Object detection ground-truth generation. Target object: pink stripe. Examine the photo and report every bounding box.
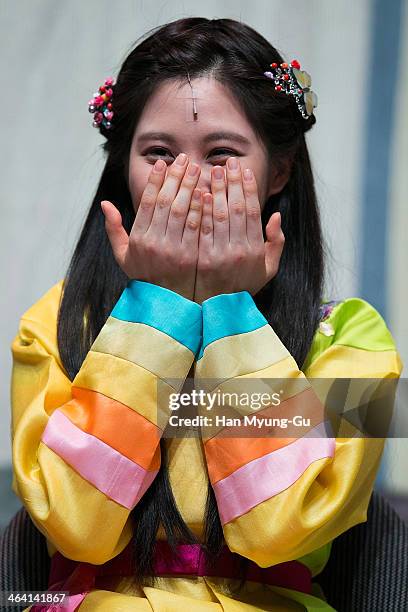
[213,421,335,525]
[30,591,89,611]
[41,409,158,509]
[61,592,88,611]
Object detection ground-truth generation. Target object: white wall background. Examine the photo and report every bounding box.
[1,0,407,491]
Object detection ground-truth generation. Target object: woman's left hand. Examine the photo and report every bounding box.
[194,157,285,304]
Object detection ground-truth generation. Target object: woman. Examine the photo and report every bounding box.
[10,17,402,612]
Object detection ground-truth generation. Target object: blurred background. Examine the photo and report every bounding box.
[1,0,407,533]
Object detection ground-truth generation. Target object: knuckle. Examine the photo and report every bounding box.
[244,180,257,193]
[227,174,242,184]
[185,218,200,231]
[128,236,139,252]
[197,258,213,273]
[179,254,195,269]
[213,209,228,223]
[140,194,156,210]
[201,223,212,235]
[168,165,184,180]
[161,245,173,260]
[143,239,157,256]
[157,192,172,209]
[230,201,246,215]
[189,200,202,213]
[247,206,260,219]
[232,249,245,264]
[181,174,196,189]
[143,183,157,200]
[170,204,186,219]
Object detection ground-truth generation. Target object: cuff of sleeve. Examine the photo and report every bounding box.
[111,280,202,356]
[199,291,268,359]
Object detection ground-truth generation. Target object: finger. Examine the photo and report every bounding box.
[242,168,263,246]
[166,162,201,243]
[198,192,213,251]
[182,188,203,248]
[211,165,229,248]
[147,153,189,236]
[225,157,247,246]
[132,159,167,236]
[264,212,285,280]
[101,200,129,267]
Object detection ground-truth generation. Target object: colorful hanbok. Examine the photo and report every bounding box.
[10,279,402,611]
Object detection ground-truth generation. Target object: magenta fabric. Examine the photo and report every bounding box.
[40,539,312,612]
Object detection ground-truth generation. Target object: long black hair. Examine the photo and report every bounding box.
[57,17,328,588]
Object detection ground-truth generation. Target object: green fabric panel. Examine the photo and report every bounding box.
[296,540,333,577]
[302,298,397,371]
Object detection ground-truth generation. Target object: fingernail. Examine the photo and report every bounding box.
[176,153,187,165]
[192,188,201,200]
[227,157,238,170]
[243,168,253,181]
[213,166,224,179]
[154,159,166,172]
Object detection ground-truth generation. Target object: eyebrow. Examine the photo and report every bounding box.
[136,131,251,146]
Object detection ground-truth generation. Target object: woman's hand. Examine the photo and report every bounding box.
[194,157,285,304]
[101,153,202,301]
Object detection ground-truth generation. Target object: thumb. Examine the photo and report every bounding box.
[101,200,129,267]
[264,212,285,280]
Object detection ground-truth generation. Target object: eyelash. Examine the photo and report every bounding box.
[143,147,239,163]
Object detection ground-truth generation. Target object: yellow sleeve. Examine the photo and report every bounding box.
[194,292,403,567]
[11,279,202,564]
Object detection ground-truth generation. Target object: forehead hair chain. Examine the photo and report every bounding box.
[263,59,318,120]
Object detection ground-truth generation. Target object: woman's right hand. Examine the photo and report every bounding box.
[101,153,203,301]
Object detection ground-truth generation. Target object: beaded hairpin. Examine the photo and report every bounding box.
[88,77,115,129]
[263,59,318,120]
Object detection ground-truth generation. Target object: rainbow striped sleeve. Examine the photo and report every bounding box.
[11,279,201,564]
[195,291,403,568]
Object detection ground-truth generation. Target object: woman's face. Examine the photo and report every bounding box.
[127,76,289,215]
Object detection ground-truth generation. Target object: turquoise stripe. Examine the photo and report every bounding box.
[198,291,267,360]
[111,280,202,355]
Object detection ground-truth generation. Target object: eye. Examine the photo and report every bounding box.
[144,147,174,160]
[210,148,239,160]
[142,147,240,163]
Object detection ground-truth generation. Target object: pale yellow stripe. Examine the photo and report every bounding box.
[210,357,308,402]
[223,429,384,568]
[305,344,402,378]
[92,317,194,379]
[197,356,311,438]
[195,324,290,380]
[73,351,182,427]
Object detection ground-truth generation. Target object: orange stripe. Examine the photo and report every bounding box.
[58,386,161,470]
[204,386,326,483]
